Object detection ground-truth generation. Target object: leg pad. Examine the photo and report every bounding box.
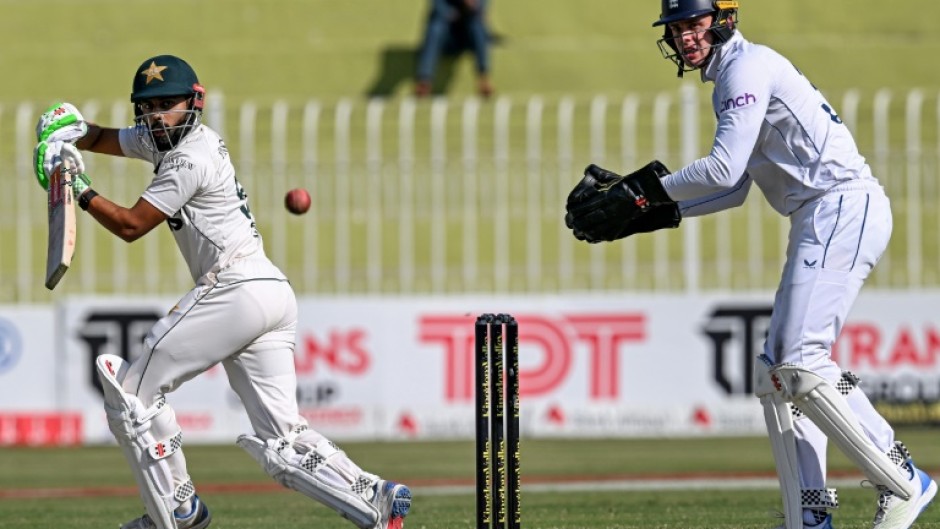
[237,432,379,529]
[97,354,194,529]
[771,363,915,500]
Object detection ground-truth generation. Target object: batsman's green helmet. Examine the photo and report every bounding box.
[130,55,201,103]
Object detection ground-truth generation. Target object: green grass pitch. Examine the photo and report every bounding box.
[2,431,939,528]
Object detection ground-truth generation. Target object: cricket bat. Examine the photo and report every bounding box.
[45,162,77,290]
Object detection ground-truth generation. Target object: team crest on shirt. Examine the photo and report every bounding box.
[719,92,757,113]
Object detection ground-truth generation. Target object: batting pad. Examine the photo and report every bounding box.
[237,434,379,529]
[96,354,193,529]
[771,364,915,500]
[755,355,802,529]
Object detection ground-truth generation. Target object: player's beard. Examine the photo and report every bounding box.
[152,128,177,152]
[137,109,199,153]
[148,121,189,152]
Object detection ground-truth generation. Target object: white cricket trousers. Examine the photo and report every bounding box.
[118,263,309,509]
[763,180,895,490]
[124,275,302,440]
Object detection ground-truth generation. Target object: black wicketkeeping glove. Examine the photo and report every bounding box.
[565,161,680,243]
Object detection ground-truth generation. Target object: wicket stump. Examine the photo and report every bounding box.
[475,313,521,529]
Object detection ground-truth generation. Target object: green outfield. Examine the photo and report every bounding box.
[2,431,939,528]
[2,0,939,102]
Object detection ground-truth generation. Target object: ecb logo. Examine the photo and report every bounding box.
[702,305,773,395]
[76,310,162,396]
[0,317,23,375]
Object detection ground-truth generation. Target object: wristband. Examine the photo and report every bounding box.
[78,189,98,211]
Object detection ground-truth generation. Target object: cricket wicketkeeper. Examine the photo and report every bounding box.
[565,1,936,528]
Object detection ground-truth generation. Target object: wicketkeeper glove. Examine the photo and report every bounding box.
[564,161,681,243]
[36,102,88,143]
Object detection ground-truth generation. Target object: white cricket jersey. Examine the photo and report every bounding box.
[662,32,877,216]
[119,124,285,284]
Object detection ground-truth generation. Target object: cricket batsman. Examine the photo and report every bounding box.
[33,55,412,529]
[564,1,936,528]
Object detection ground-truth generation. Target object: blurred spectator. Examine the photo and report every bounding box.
[415,0,493,98]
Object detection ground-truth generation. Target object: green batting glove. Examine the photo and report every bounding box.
[36,102,88,143]
[36,142,89,195]
[33,140,88,192]
[32,140,58,191]
[72,171,92,199]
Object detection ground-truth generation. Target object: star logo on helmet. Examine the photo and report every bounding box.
[140,61,168,85]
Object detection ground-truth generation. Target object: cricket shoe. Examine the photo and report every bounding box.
[120,496,212,529]
[871,460,937,529]
[370,479,412,529]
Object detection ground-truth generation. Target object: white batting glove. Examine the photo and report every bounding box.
[34,142,89,195]
[58,143,88,196]
[36,102,88,143]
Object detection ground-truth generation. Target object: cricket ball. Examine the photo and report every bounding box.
[285,188,311,215]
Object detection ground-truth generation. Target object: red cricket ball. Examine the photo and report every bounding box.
[285,188,311,215]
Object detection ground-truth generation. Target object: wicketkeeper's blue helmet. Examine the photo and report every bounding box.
[652,0,739,76]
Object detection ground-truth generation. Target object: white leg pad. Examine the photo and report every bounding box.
[771,363,915,500]
[96,354,194,529]
[237,433,379,529]
[755,355,802,529]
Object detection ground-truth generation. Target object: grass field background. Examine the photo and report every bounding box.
[1,4,938,528]
[1,1,939,301]
[2,431,939,528]
[1,0,939,102]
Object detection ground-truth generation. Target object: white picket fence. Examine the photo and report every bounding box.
[1,86,938,302]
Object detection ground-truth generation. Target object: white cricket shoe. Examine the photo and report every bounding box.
[872,461,937,529]
[120,496,212,529]
[370,479,412,529]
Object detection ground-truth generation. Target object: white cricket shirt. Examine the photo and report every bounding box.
[662,32,877,216]
[120,124,283,283]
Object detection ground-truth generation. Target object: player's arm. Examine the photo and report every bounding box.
[47,144,165,242]
[661,57,771,201]
[33,104,128,190]
[36,103,126,157]
[78,191,167,243]
[76,123,124,156]
[678,174,752,218]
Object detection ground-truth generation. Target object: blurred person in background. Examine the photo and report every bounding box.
[563,1,937,528]
[414,0,494,98]
[32,54,412,529]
